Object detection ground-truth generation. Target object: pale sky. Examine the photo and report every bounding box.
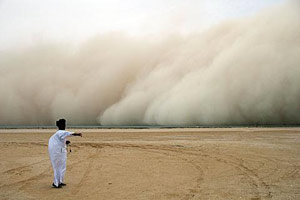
[0,0,285,50]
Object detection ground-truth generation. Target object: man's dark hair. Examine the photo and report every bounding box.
[56,119,66,128]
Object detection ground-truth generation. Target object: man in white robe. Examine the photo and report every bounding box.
[48,119,82,188]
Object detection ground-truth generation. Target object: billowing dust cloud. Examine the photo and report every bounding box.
[0,1,299,126]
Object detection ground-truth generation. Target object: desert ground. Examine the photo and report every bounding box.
[0,128,299,200]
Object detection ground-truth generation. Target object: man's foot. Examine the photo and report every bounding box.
[52,183,62,188]
[60,183,67,186]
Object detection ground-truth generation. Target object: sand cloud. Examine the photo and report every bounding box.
[0,1,299,125]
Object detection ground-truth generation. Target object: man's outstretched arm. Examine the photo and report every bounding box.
[71,133,82,137]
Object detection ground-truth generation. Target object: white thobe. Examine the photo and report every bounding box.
[48,130,73,187]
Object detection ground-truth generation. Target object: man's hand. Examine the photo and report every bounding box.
[72,133,82,137]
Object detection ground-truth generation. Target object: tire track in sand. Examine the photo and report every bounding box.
[71,147,100,195]
[159,146,272,199]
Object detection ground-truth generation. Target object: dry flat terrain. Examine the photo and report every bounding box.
[0,128,300,200]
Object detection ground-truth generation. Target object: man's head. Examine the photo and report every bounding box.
[56,119,66,130]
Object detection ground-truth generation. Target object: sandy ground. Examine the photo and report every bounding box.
[0,128,300,200]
